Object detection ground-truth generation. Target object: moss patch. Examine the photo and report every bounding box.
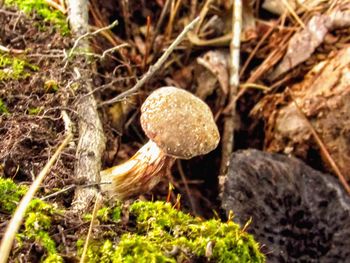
[19,199,63,261]
[0,53,39,81]
[0,99,9,114]
[0,178,63,262]
[81,201,265,262]
[4,0,69,35]
[1,178,264,262]
[0,178,28,213]
[84,205,122,223]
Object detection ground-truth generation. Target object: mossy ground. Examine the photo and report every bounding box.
[0,178,63,262]
[4,0,69,35]
[79,201,265,262]
[0,53,39,81]
[0,4,265,260]
[0,178,265,262]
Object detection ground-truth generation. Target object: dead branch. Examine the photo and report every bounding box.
[67,0,106,211]
[99,16,200,107]
[219,0,242,176]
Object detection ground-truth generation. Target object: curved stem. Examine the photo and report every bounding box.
[100,141,175,200]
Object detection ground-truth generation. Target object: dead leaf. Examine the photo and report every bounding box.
[197,50,229,95]
[269,9,350,80]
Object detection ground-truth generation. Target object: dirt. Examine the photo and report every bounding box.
[0,6,76,194]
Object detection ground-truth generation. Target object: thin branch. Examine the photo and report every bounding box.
[99,16,200,107]
[220,0,242,176]
[74,43,129,60]
[41,185,76,201]
[151,0,172,53]
[0,132,73,263]
[65,20,119,64]
[0,44,24,54]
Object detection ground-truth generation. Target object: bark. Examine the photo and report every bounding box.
[67,0,106,211]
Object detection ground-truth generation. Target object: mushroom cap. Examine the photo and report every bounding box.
[140,86,220,159]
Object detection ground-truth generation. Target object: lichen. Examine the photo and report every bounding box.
[0,53,39,81]
[0,178,63,262]
[81,201,265,262]
[4,0,69,35]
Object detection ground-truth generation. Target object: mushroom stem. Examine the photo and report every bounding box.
[100,140,175,199]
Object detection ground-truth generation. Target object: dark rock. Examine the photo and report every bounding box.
[220,149,350,263]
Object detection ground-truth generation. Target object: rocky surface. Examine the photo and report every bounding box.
[220,149,350,262]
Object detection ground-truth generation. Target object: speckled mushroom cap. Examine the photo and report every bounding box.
[140,86,220,159]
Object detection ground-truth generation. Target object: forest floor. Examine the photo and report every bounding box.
[1,0,350,262]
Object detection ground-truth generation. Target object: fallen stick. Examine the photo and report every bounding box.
[66,0,106,212]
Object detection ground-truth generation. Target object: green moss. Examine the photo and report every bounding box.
[77,239,114,263]
[0,178,63,261]
[43,254,64,263]
[111,206,122,222]
[0,99,9,114]
[0,53,39,81]
[84,203,122,223]
[114,235,176,263]
[0,178,28,213]
[23,199,61,254]
[82,201,265,262]
[4,0,69,35]
[1,177,264,262]
[28,107,42,115]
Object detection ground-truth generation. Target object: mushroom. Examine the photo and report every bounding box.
[100,86,220,200]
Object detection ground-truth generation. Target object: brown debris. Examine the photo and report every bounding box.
[270,8,350,80]
[253,46,350,180]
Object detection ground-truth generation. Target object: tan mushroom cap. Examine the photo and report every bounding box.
[140,86,220,159]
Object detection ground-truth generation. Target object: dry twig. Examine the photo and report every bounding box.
[220,0,242,176]
[65,20,119,66]
[100,16,200,107]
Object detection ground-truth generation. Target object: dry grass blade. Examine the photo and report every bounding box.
[281,0,305,28]
[80,193,102,263]
[176,160,197,215]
